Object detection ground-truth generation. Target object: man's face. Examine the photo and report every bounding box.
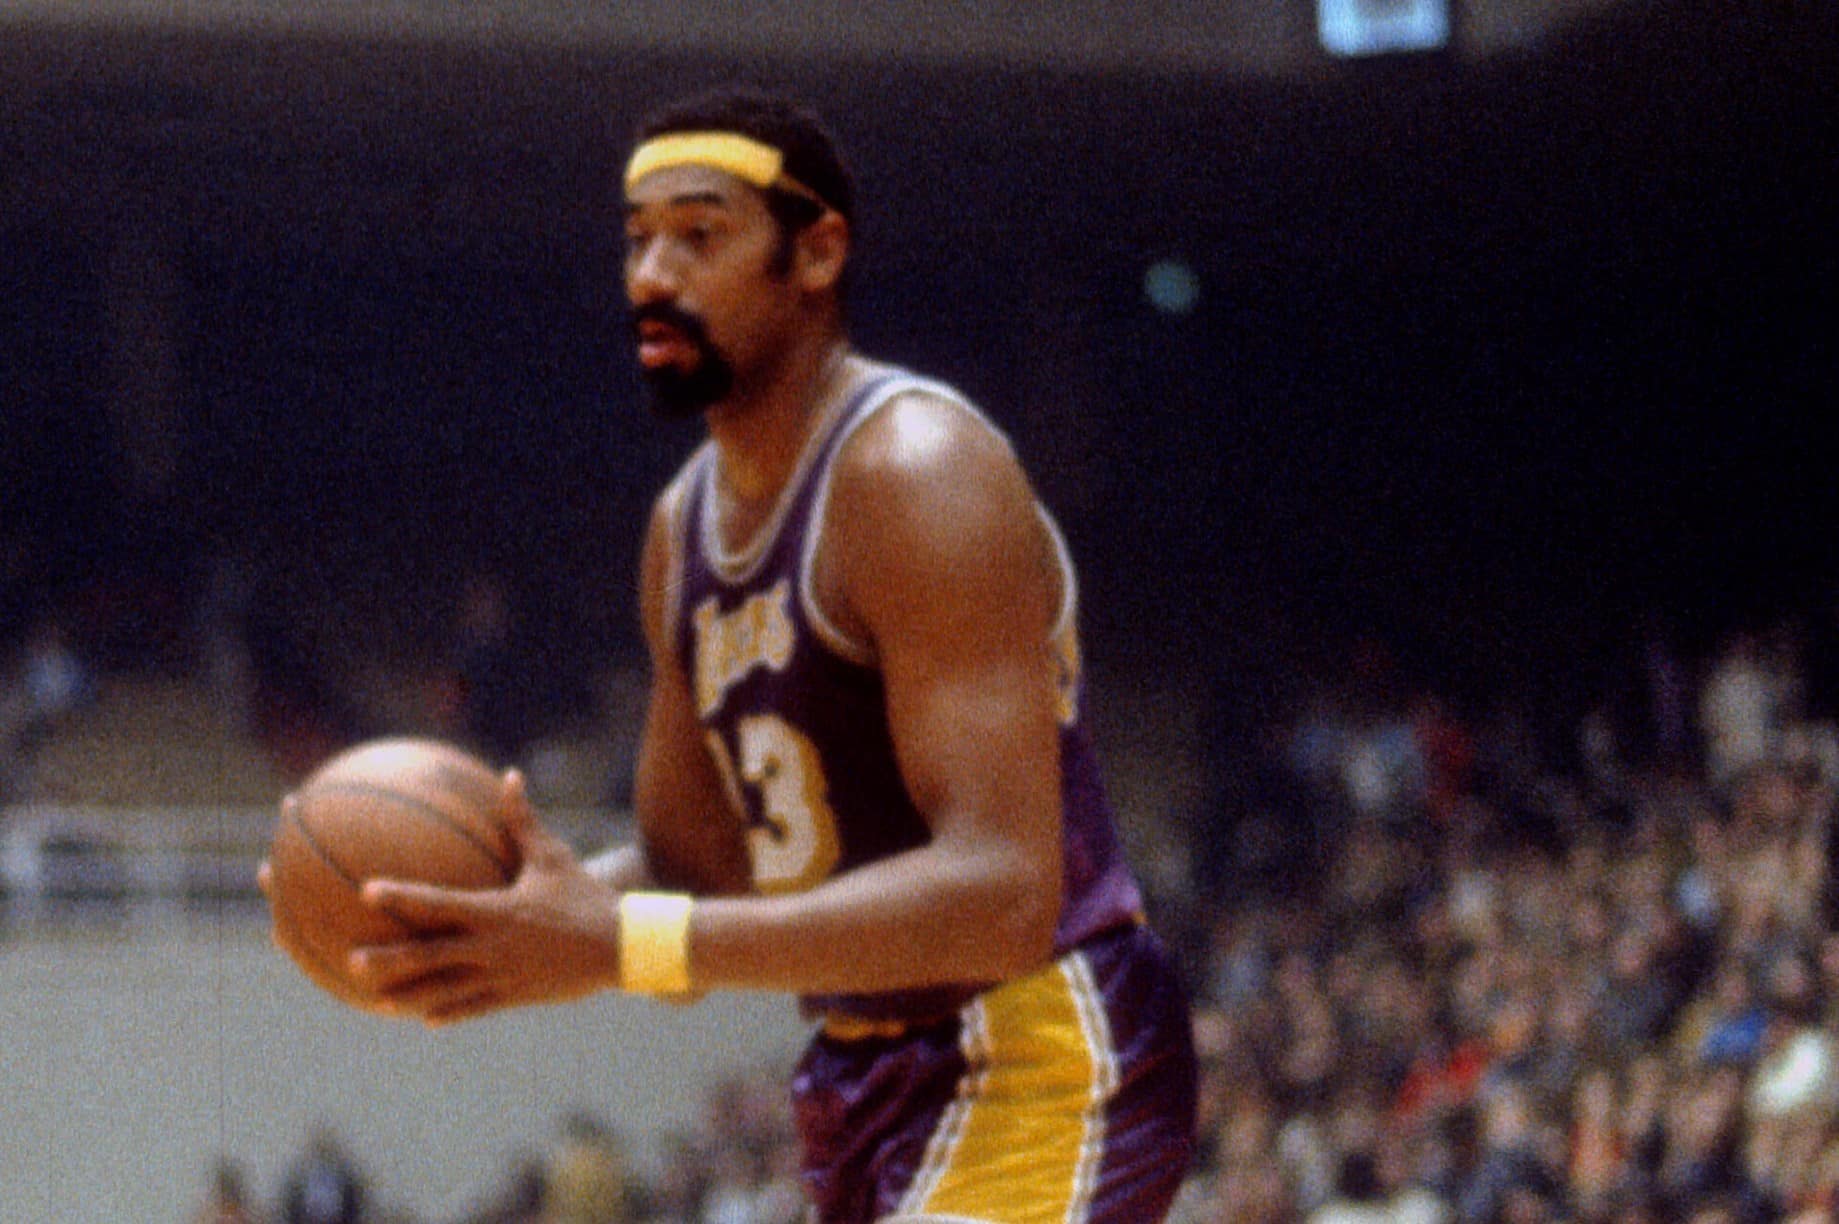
[623,164,795,418]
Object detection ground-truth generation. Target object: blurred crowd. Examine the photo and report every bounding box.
[1162,610,1839,1223]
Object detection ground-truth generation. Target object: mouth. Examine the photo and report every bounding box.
[635,319,700,370]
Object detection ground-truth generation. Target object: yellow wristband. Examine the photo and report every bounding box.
[618,892,695,995]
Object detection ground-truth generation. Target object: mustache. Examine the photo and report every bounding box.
[629,302,713,348]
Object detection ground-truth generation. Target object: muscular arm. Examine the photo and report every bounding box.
[685,393,1066,993]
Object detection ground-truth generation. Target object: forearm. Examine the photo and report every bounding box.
[584,837,748,895]
[683,840,1058,996]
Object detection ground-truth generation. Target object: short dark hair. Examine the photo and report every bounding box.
[631,85,856,237]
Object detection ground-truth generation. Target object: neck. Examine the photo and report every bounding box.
[705,328,849,504]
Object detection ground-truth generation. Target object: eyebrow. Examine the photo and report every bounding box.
[623,189,734,219]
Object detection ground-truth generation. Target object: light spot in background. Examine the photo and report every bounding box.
[1143,259,1201,316]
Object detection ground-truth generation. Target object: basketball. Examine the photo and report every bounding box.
[264,737,517,1006]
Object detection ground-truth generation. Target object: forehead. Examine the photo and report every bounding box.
[624,163,766,215]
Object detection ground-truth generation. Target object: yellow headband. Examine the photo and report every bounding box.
[624,131,825,207]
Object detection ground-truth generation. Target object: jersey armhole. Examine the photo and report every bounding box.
[798,382,1079,667]
[798,388,904,667]
[1036,503,1079,644]
[657,448,710,662]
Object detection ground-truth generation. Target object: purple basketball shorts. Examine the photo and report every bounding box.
[790,923,1198,1223]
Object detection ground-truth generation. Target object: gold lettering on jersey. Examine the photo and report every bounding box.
[692,580,796,717]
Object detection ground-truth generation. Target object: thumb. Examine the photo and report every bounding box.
[257,794,301,898]
[496,767,537,839]
[496,768,573,869]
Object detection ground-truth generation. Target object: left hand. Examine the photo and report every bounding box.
[345,769,625,1026]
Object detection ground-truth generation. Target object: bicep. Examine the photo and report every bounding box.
[882,631,1063,868]
[835,406,1065,861]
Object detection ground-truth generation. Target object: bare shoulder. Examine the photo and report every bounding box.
[837,387,1018,487]
[826,387,1044,582]
[822,386,1058,645]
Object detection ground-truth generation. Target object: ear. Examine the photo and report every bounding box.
[794,211,850,294]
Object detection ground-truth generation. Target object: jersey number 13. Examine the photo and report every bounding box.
[706,715,841,893]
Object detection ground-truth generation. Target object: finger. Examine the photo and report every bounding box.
[347,935,473,993]
[350,956,490,1025]
[271,910,396,1016]
[423,988,508,1028]
[257,795,301,897]
[359,877,493,929]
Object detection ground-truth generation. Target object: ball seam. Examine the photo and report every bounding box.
[299,780,515,879]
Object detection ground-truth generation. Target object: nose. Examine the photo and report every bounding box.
[625,237,678,306]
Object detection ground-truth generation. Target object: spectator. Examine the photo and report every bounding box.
[191,1158,266,1224]
[542,1109,632,1224]
[1701,630,1787,790]
[1655,1066,1777,1219]
[459,1150,546,1224]
[1453,1079,1564,1223]
[1568,1065,1625,1216]
[279,1127,365,1224]
[1309,1150,1392,1223]
[19,613,92,728]
[1,612,93,800]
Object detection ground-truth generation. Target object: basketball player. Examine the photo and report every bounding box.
[339,87,1198,1222]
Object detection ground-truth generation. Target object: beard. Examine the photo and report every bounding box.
[631,303,735,420]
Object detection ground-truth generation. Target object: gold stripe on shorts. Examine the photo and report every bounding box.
[900,950,1116,1223]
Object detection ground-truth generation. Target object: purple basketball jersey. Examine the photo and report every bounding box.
[668,356,1145,1021]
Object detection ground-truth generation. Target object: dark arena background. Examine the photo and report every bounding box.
[1,2,1836,1220]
